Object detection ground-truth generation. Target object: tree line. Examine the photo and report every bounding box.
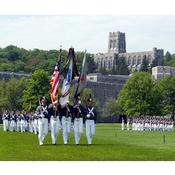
[117,72,175,117]
[0,70,101,114]
[0,45,97,74]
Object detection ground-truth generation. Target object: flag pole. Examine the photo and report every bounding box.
[74,49,87,98]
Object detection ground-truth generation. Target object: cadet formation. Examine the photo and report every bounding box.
[121,116,174,132]
[1,95,97,146]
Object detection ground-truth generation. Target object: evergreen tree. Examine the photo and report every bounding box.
[113,56,130,75]
[140,57,149,72]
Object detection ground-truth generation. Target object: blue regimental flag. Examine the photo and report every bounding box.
[59,59,73,107]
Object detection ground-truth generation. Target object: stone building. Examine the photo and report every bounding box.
[0,71,30,80]
[94,31,164,72]
[152,66,175,80]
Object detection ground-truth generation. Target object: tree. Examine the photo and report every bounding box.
[4,78,27,110]
[164,51,172,63]
[117,72,155,116]
[98,67,107,75]
[164,52,175,67]
[22,69,51,110]
[157,76,175,117]
[140,57,149,72]
[114,56,130,75]
[0,80,9,109]
[102,99,120,117]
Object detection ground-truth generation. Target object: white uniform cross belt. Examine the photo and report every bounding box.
[87,107,94,117]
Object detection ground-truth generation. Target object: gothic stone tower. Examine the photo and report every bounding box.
[108,31,126,54]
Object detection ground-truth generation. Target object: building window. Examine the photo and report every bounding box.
[148,55,152,64]
[110,40,113,49]
[133,56,136,64]
[138,56,141,64]
[113,40,116,48]
[128,57,132,65]
[108,60,111,68]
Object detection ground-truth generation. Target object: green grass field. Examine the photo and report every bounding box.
[1,123,175,160]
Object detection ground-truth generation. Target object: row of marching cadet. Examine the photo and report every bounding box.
[1,95,97,145]
[121,116,174,132]
[2,110,42,133]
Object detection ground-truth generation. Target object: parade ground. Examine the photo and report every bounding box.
[0,123,175,161]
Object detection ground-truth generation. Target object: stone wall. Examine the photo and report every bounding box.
[86,74,128,105]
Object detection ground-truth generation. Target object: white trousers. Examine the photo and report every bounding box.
[38,118,48,145]
[29,121,34,133]
[121,122,124,130]
[20,120,26,132]
[16,120,21,132]
[3,120,9,131]
[62,116,71,144]
[127,123,130,131]
[33,119,38,134]
[10,120,16,131]
[85,120,95,144]
[74,118,83,144]
[50,116,61,144]
[25,120,28,131]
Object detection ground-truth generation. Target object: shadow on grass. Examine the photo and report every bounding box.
[40,143,117,147]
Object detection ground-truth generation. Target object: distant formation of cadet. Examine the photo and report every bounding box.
[121,116,174,132]
[1,94,97,146]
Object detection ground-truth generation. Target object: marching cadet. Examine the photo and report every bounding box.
[61,102,73,145]
[10,111,16,132]
[2,110,10,131]
[73,96,84,145]
[49,101,61,145]
[36,96,49,146]
[33,111,38,134]
[16,111,21,132]
[84,95,97,145]
[20,111,26,132]
[120,114,125,130]
[29,111,34,133]
[132,118,135,131]
[25,112,30,132]
[127,117,130,131]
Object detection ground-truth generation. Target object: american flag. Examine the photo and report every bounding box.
[50,59,61,103]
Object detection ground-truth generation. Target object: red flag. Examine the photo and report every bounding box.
[67,48,79,79]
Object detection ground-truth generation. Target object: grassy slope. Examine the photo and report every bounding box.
[0,124,175,161]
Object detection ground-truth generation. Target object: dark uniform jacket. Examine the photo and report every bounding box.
[48,104,62,121]
[60,104,73,119]
[84,106,97,123]
[73,104,84,121]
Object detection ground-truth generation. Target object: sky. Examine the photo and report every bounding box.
[0,15,175,54]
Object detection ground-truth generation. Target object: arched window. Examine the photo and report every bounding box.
[113,40,116,48]
[138,56,141,64]
[128,57,132,65]
[133,56,136,64]
[148,55,152,64]
[110,40,113,49]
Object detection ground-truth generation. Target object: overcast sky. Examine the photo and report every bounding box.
[0,15,175,54]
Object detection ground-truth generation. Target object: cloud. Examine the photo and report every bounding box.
[0,15,175,54]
